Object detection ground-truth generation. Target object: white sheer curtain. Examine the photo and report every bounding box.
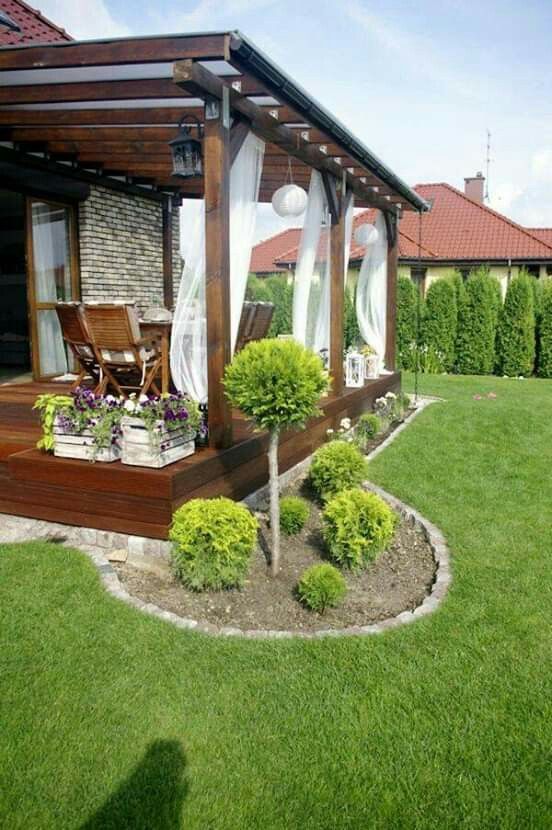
[171,131,265,402]
[292,170,330,354]
[32,205,68,376]
[356,210,388,369]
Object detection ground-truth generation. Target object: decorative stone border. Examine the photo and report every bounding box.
[0,395,451,638]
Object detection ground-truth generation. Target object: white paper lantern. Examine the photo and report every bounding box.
[345,349,365,388]
[271,183,308,217]
[354,223,379,247]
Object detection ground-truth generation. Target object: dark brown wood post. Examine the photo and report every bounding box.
[385,209,399,371]
[162,196,174,310]
[329,196,346,396]
[204,90,233,448]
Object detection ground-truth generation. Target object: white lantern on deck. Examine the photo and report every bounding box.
[271,183,308,217]
[354,223,379,247]
[345,349,365,388]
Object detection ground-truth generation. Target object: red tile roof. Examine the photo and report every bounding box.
[251,182,552,271]
[249,228,300,273]
[0,0,71,45]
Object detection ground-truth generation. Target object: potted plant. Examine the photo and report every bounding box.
[120,392,201,468]
[34,388,124,462]
[360,344,380,379]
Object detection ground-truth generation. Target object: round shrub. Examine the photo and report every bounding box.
[170,497,258,591]
[309,440,368,501]
[496,273,535,377]
[297,563,346,613]
[322,488,396,570]
[279,496,309,535]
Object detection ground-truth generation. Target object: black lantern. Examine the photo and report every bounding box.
[169,114,203,179]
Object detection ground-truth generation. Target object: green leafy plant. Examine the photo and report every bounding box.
[33,393,74,451]
[297,563,346,613]
[322,488,397,570]
[224,338,329,575]
[309,440,368,502]
[122,392,201,447]
[455,269,498,374]
[344,285,361,350]
[170,497,258,591]
[496,273,535,377]
[422,278,457,372]
[279,496,310,535]
[538,280,552,378]
[355,412,381,450]
[397,276,419,371]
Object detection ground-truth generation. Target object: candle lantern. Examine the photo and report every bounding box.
[345,349,365,388]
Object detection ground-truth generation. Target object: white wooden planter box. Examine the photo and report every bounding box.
[121,416,195,468]
[53,421,121,463]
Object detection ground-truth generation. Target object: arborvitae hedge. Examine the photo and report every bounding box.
[397,276,419,370]
[538,281,552,378]
[422,278,457,371]
[530,275,544,373]
[496,273,535,376]
[455,271,498,374]
[344,285,361,349]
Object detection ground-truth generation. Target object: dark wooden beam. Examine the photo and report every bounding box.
[162,197,175,310]
[329,189,353,395]
[173,59,399,213]
[321,170,339,224]
[0,33,230,71]
[385,211,399,371]
[229,118,250,165]
[204,91,233,449]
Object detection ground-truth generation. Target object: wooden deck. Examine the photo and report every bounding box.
[0,374,400,539]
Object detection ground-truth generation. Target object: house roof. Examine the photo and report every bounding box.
[252,182,552,271]
[0,0,71,45]
[250,228,300,273]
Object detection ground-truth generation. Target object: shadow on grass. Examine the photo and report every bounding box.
[80,740,187,830]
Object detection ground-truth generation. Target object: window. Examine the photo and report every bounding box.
[523,264,540,279]
[459,267,471,283]
[546,265,552,277]
[410,266,427,295]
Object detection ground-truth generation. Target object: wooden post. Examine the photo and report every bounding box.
[385,210,399,371]
[204,91,233,448]
[329,193,346,396]
[162,196,174,310]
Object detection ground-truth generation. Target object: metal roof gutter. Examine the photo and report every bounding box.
[229,31,429,213]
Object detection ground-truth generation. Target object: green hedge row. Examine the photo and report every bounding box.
[397,269,551,377]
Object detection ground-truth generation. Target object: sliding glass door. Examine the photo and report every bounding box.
[26,199,79,379]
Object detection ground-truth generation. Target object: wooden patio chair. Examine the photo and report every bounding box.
[83,303,162,398]
[235,301,274,353]
[55,302,100,391]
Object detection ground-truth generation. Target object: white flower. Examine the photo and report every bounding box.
[340,417,351,430]
[124,399,136,412]
[385,391,397,399]
[139,394,149,402]
[105,394,116,403]
[326,428,334,436]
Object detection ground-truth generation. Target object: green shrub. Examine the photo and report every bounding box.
[531,276,544,373]
[246,273,273,303]
[397,276,419,370]
[422,278,457,372]
[309,440,368,501]
[538,281,552,377]
[356,412,381,445]
[455,269,498,374]
[344,285,361,350]
[297,563,346,613]
[322,488,397,570]
[279,496,309,535]
[496,273,535,376]
[265,275,293,337]
[170,497,258,591]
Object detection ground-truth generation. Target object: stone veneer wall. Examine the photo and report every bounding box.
[78,184,182,313]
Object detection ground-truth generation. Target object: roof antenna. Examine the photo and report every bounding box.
[484,129,491,203]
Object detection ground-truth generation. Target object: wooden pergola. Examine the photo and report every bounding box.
[0,30,427,448]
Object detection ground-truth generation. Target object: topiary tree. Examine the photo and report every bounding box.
[224,339,329,575]
[538,280,552,378]
[396,276,419,370]
[455,270,498,374]
[496,273,535,376]
[421,278,457,372]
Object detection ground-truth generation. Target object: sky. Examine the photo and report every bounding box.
[37,0,552,246]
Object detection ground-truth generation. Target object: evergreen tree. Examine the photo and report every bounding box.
[538,280,552,378]
[496,273,535,376]
[344,284,361,349]
[455,270,498,374]
[396,276,419,370]
[265,275,293,336]
[422,278,457,372]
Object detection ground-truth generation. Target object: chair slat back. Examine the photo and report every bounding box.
[235,301,274,353]
[84,303,141,351]
[56,303,91,348]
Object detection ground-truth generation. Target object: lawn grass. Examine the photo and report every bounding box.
[1,373,551,829]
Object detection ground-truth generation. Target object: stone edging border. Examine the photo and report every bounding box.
[89,395,452,639]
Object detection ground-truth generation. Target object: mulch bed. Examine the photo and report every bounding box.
[114,408,437,633]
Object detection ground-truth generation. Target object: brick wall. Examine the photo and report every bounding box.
[78,185,181,312]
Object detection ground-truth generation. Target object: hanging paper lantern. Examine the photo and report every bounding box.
[271,184,308,217]
[354,223,379,247]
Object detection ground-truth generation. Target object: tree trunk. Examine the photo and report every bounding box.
[268,428,281,576]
